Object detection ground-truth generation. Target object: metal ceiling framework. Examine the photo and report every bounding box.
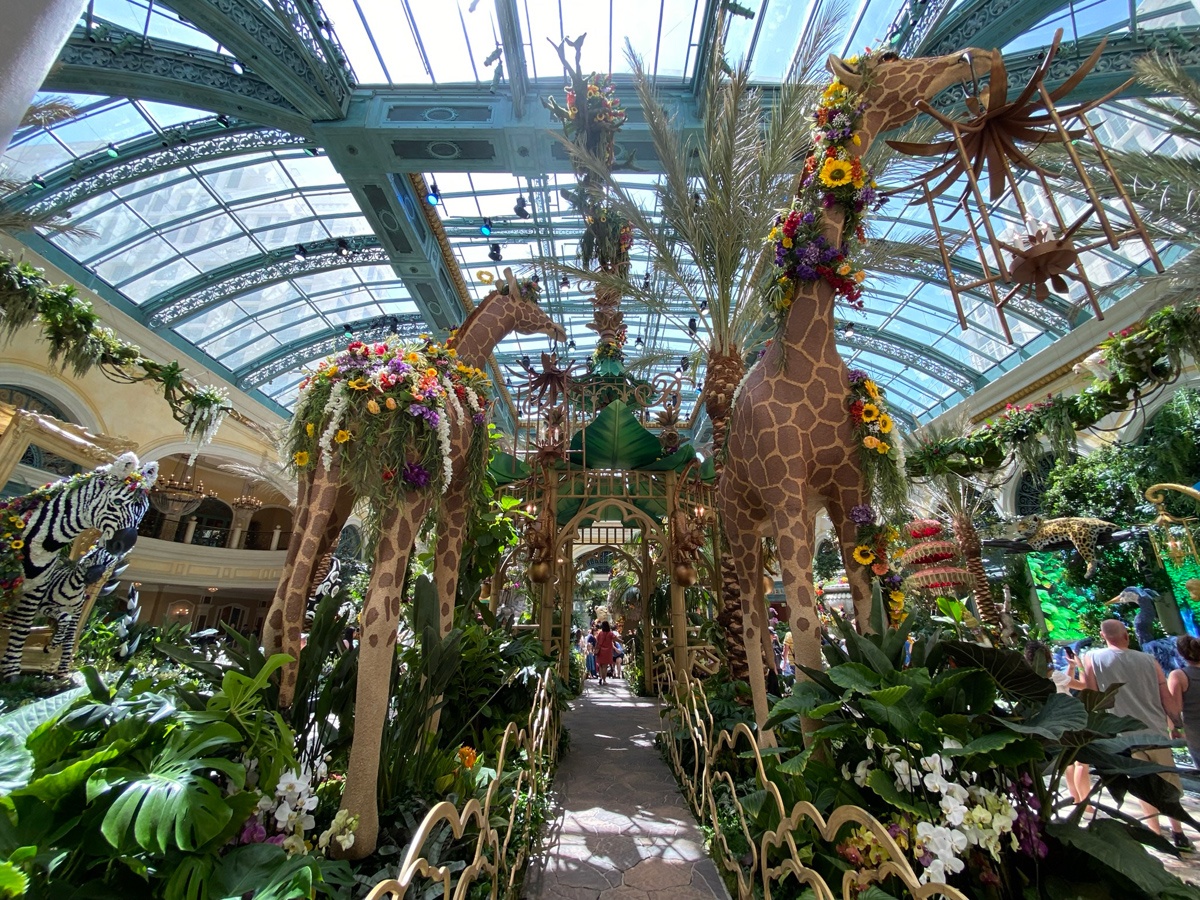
[3,0,1197,426]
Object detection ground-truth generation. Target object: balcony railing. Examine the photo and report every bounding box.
[137,511,291,551]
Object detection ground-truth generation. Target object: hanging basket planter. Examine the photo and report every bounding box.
[900,540,959,567]
[904,567,973,592]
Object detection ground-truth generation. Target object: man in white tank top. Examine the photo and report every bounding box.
[1083,619,1192,849]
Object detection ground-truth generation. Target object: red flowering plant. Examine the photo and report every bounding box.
[765,50,887,328]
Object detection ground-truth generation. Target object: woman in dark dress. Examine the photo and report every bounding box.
[594,621,616,686]
[1168,635,1200,766]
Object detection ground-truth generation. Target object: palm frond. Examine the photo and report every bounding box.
[1136,54,1200,117]
[20,97,78,129]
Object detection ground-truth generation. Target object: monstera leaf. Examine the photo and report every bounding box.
[0,734,31,795]
[640,444,697,471]
[568,400,663,469]
[89,721,245,854]
[488,451,530,485]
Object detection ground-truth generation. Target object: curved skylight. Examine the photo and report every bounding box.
[0,0,1193,429]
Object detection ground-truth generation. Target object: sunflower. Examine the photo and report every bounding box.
[876,441,889,455]
[293,451,310,467]
[852,545,876,565]
[820,157,853,187]
[878,414,893,434]
[347,378,370,391]
[305,422,315,437]
[10,540,23,551]
[335,430,352,444]
[863,380,880,401]
[860,402,879,422]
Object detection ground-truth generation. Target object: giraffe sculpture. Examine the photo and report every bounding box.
[262,270,564,857]
[717,47,993,733]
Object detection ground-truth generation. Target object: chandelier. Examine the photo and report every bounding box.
[149,458,214,517]
[231,491,263,512]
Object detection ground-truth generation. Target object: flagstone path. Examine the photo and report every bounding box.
[525,678,730,900]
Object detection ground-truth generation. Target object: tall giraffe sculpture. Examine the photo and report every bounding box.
[717,47,993,732]
[262,270,564,857]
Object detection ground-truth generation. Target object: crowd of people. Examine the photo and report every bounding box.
[579,620,624,685]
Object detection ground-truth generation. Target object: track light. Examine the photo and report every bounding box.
[294,244,307,261]
[343,325,354,339]
[642,273,651,291]
[230,59,244,75]
[426,182,441,206]
[679,356,689,370]
[488,243,502,262]
[531,274,539,285]
[687,317,697,335]
[335,238,351,257]
[568,339,576,350]
[560,276,570,288]
[480,217,493,237]
[216,114,231,128]
[700,299,708,311]
[514,195,530,218]
[105,143,118,158]
[520,355,531,369]
[30,175,45,189]
[844,323,855,338]
[634,336,643,347]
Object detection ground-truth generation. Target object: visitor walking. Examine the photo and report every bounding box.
[1025,640,1089,804]
[1167,635,1200,769]
[594,621,616,686]
[1083,619,1192,849]
[584,625,597,680]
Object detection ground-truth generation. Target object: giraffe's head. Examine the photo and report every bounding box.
[827,47,994,138]
[498,270,567,343]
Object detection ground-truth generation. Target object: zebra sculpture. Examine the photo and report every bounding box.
[0,452,157,680]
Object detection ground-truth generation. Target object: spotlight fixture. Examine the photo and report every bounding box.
[642,273,651,291]
[679,356,689,370]
[488,243,502,262]
[692,192,702,208]
[303,147,320,157]
[687,317,697,336]
[634,336,643,347]
[844,323,855,338]
[514,195,530,218]
[560,275,570,289]
[700,299,708,311]
[105,142,118,158]
[505,376,512,387]
[216,114,231,128]
[519,355,531,369]
[531,274,539,285]
[343,324,354,339]
[30,175,45,189]
[335,238,351,257]
[230,59,244,75]
[426,181,441,206]
[293,244,307,261]
[480,217,493,237]
[567,339,576,350]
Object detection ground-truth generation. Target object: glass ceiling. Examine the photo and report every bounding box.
[1,0,1195,428]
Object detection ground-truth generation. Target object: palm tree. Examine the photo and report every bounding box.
[539,10,840,680]
[0,98,93,237]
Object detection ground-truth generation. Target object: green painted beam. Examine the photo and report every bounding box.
[3,117,312,215]
[159,0,351,121]
[47,25,315,136]
[144,236,389,326]
[921,0,1072,57]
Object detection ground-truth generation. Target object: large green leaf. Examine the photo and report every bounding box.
[487,451,530,485]
[1047,819,1200,899]
[0,688,86,744]
[998,692,1088,740]
[826,662,881,693]
[639,444,697,471]
[0,735,31,796]
[89,722,245,854]
[934,640,1054,702]
[14,740,130,804]
[0,860,27,900]
[567,400,664,469]
[865,769,929,817]
[208,843,318,900]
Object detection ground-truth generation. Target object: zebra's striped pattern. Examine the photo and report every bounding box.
[1,452,157,680]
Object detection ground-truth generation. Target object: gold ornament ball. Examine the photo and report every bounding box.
[674,563,698,586]
[528,561,552,583]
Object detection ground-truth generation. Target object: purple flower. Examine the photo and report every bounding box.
[266,834,286,846]
[388,358,411,376]
[473,412,486,425]
[239,819,267,844]
[408,403,440,427]
[847,368,868,383]
[850,504,875,526]
[402,462,432,488]
[823,193,837,209]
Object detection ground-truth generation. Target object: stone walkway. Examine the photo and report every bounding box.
[525,678,730,900]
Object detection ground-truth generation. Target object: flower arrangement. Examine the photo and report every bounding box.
[237,765,358,857]
[181,384,232,462]
[847,368,907,518]
[287,335,493,504]
[563,73,626,161]
[765,55,885,326]
[847,502,906,625]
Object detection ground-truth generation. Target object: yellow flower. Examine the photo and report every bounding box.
[367,399,380,414]
[335,430,351,444]
[852,134,862,146]
[876,441,889,455]
[837,263,852,276]
[447,348,457,357]
[860,402,879,422]
[853,270,866,283]
[406,352,420,364]
[305,423,315,437]
[781,237,793,249]
[820,157,853,187]
[852,545,875,565]
[293,451,310,467]
[862,435,879,449]
[385,397,397,411]
[10,539,24,550]
[852,173,866,189]
[425,368,437,378]
[458,745,478,769]
[864,380,880,401]
[768,227,781,241]
[347,378,370,391]
[325,366,339,378]
[878,414,893,434]
[889,590,905,606]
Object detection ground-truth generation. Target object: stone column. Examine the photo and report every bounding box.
[183,517,198,544]
[0,0,89,156]
[270,525,282,551]
[640,537,654,692]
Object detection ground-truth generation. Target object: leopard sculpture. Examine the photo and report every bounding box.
[1013,515,1117,579]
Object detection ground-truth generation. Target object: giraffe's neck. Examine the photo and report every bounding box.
[451,298,515,369]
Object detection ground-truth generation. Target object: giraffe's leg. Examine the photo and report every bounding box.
[726,519,772,740]
[277,460,341,708]
[433,481,469,638]
[334,501,424,860]
[826,479,875,633]
[774,501,821,744]
[264,466,315,655]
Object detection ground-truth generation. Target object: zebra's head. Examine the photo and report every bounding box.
[90,453,158,551]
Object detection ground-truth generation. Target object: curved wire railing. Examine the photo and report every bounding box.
[363,668,561,900]
[657,653,967,900]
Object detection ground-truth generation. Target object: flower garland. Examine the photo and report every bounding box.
[848,368,907,517]
[765,55,886,327]
[847,502,906,625]
[563,73,626,160]
[288,336,492,504]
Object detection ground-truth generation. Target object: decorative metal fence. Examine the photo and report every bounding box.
[657,658,967,900]
[363,668,561,900]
